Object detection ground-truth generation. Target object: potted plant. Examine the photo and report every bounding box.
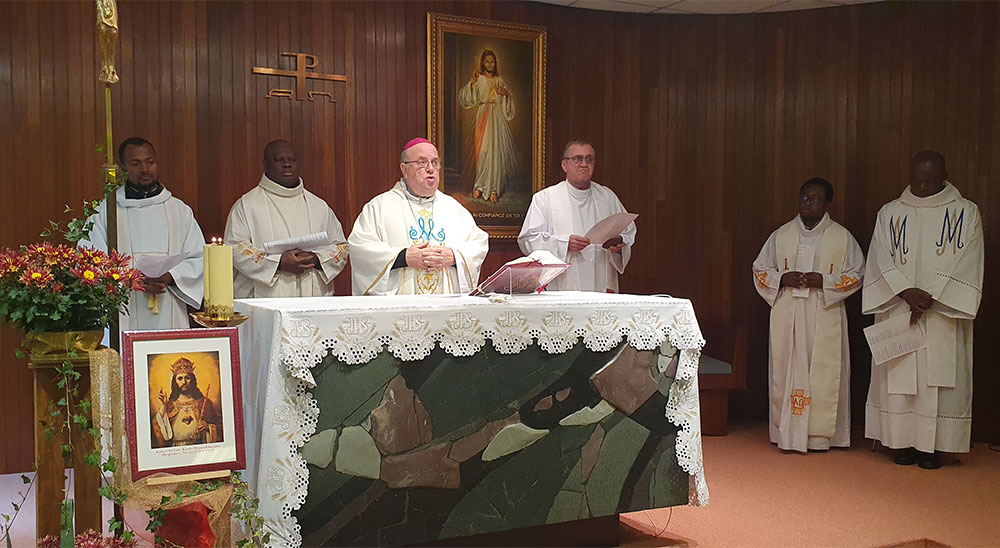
[0,201,144,543]
[0,243,143,356]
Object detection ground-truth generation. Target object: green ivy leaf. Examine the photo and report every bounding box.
[13,348,24,359]
[84,451,100,468]
[19,475,29,485]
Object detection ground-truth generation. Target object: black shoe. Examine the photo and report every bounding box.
[893,448,919,465]
[918,451,942,469]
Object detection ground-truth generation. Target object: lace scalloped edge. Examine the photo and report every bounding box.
[270,321,708,541]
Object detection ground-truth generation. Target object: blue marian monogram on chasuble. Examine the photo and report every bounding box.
[889,215,909,264]
[936,207,965,256]
[409,209,447,244]
[409,208,447,294]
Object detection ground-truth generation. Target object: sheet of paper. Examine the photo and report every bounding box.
[505,250,565,266]
[583,212,638,246]
[863,313,927,365]
[132,252,194,278]
[791,244,816,298]
[262,231,328,255]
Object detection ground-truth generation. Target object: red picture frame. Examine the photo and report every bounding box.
[122,327,246,481]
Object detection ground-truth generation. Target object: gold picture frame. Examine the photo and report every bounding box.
[427,13,547,239]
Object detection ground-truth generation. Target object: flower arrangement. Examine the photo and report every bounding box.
[38,529,137,548]
[0,242,143,333]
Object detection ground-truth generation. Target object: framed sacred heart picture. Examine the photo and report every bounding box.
[122,327,246,480]
[427,13,547,239]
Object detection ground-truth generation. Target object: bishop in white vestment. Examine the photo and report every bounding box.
[348,138,489,295]
[518,141,635,292]
[863,151,984,468]
[224,140,348,298]
[80,137,205,331]
[752,178,864,452]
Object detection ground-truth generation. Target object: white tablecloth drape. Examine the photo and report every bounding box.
[236,292,708,547]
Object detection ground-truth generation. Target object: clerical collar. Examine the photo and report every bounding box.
[565,180,592,198]
[396,179,436,204]
[124,182,164,199]
[798,212,829,232]
[259,174,304,197]
[901,181,958,208]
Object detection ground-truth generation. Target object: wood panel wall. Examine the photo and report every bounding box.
[1,0,997,473]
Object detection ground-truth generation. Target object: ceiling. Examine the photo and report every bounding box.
[531,0,880,15]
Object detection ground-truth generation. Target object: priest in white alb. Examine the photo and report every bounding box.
[752,178,864,453]
[224,140,349,298]
[80,137,205,331]
[517,140,636,293]
[348,138,488,295]
[863,151,984,470]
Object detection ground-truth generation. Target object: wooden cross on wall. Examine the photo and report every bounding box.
[252,52,347,102]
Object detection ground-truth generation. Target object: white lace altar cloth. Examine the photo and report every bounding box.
[235,291,708,547]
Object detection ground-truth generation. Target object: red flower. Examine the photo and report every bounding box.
[1,254,24,274]
[51,281,64,292]
[20,268,53,287]
[108,249,131,268]
[71,266,99,286]
[156,501,216,548]
[74,529,106,548]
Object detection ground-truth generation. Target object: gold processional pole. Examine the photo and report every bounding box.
[33,4,121,538]
[97,0,119,352]
[97,0,126,535]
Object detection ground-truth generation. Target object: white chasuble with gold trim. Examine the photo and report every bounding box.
[348,180,489,296]
[224,175,349,299]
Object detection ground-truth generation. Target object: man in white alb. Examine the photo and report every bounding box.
[224,140,349,298]
[348,138,489,295]
[863,151,984,470]
[517,140,636,292]
[80,137,204,330]
[752,178,864,453]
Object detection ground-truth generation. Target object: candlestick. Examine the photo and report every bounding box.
[203,238,234,320]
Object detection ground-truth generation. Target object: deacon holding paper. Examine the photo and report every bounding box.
[224,140,349,298]
[751,178,864,453]
[517,140,636,292]
[862,151,984,469]
[348,138,488,295]
[80,137,205,330]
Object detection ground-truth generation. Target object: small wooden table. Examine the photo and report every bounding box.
[29,352,102,538]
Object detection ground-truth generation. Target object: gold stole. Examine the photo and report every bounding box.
[770,221,848,438]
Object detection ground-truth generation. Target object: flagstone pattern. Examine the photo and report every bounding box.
[294,343,689,546]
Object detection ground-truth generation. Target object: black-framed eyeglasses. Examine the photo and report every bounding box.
[402,159,440,170]
[563,155,596,165]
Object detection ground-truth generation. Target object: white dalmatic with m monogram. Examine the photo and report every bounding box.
[862,182,984,453]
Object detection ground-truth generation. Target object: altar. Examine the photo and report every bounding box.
[236,292,709,547]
